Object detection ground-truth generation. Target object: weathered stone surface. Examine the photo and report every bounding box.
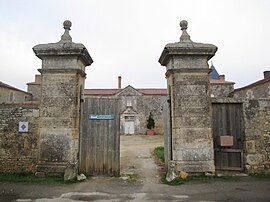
[232,76,270,173]
[77,173,87,181]
[174,147,214,161]
[159,20,216,173]
[210,83,234,98]
[34,20,92,175]
[172,128,211,144]
[246,140,256,154]
[176,160,215,173]
[246,154,264,166]
[39,131,72,162]
[64,161,78,181]
[36,161,67,176]
[0,103,39,172]
[166,161,178,182]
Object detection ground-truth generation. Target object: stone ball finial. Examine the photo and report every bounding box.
[63,20,72,30]
[60,20,72,42]
[179,20,191,42]
[180,20,188,30]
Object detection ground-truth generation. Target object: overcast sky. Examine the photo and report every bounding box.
[0,0,270,91]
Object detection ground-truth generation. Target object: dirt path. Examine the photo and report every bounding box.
[120,134,164,189]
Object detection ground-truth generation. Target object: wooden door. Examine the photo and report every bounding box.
[124,121,134,134]
[212,103,244,170]
[79,98,120,176]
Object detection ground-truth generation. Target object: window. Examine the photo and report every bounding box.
[9,92,14,101]
[126,96,132,107]
[125,116,134,120]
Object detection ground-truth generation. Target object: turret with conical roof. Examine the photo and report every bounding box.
[210,61,219,80]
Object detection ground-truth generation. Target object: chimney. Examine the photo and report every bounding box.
[218,75,225,81]
[35,74,41,83]
[118,76,122,89]
[263,71,270,79]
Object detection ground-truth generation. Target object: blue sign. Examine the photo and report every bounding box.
[89,114,114,120]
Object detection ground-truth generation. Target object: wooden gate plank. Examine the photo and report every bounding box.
[79,98,120,176]
[212,103,244,171]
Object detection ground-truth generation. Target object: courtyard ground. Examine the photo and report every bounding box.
[1,134,270,202]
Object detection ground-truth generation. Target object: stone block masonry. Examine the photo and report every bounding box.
[0,102,39,172]
[159,20,217,174]
[233,78,270,173]
[33,20,93,175]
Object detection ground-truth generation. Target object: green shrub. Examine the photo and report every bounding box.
[154,146,165,163]
[146,112,155,129]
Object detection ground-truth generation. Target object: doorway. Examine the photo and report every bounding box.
[124,120,135,134]
[212,103,244,171]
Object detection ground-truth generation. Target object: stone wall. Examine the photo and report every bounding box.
[118,90,166,134]
[233,81,270,173]
[0,86,31,102]
[0,102,39,172]
[210,83,234,98]
[121,94,166,135]
[27,75,41,101]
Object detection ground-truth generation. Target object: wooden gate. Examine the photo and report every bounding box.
[79,98,120,176]
[212,103,244,170]
[163,100,172,169]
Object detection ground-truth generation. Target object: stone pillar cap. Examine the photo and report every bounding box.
[33,20,93,66]
[159,20,218,66]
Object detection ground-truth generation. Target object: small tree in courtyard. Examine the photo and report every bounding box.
[146,112,155,131]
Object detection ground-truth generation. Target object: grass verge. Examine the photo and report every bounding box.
[153,146,165,163]
[251,173,270,180]
[0,172,72,184]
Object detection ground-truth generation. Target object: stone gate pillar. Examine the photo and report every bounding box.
[33,20,93,175]
[159,20,217,174]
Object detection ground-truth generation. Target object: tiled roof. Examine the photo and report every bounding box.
[84,89,121,95]
[85,80,234,96]
[210,79,235,85]
[0,81,30,94]
[84,88,168,95]
[233,76,270,93]
[137,89,167,95]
